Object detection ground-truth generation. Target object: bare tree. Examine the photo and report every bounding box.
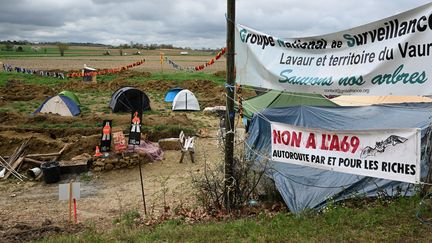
[57,42,69,57]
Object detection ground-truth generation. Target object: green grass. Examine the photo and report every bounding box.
[17,121,95,129]
[0,101,41,114]
[40,123,93,129]
[0,45,104,57]
[0,72,68,86]
[90,71,225,85]
[1,69,225,88]
[143,72,225,85]
[112,210,141,227]
[41,196,432,242]
[79,172,94,183]
[142,124,195,134]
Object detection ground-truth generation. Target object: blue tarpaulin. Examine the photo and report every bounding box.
[246,103,432,213]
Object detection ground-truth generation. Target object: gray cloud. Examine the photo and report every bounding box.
[0,0,430,48]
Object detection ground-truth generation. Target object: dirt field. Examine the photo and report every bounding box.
[2,49,226,73]
[0,56,248,240]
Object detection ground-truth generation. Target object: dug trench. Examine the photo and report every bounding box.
[0,117,224,237]
[0,112,198,160]
[0,71,244,235]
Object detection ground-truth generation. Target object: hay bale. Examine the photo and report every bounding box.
[158,138,181,150]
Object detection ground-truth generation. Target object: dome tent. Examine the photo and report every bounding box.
[109,87,151,113]
[34,95,80,117]
[241,90,338,119]
[59,90,81,106]
[172,89,200,111]
[164,87,183,102]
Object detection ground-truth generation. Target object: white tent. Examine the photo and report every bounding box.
[172,89,200,111]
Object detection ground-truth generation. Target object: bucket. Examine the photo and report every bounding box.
[27,167,42,179]
[41,161,61,184]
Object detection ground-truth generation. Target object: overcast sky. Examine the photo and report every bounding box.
[0,0,430,49]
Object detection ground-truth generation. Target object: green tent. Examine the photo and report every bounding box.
[59,90,81,106]
[242,91,338,119]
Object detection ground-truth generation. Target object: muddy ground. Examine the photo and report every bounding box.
[0,68,254,241]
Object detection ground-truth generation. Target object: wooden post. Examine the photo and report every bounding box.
[422,127,432,196]
[73,198,77,224]
[224,0,236,211]
[160,52,164,72]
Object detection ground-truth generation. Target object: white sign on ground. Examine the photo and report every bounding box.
[235,3,432,96]
[271,122,421,183]
[59,182,80,200]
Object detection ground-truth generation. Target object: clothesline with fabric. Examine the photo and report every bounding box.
[164,47,226,72]
[2,63,66,79]
[67,59,145,78]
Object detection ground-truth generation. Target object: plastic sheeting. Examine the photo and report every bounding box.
[246,103,432,214]
[128,140,164,161]
[332,96,432,106]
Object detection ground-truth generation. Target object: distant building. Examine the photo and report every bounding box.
[180,51,189,55]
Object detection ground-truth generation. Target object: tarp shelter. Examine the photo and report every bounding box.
[83,64,97,82]
[109,87,151,113]
[59,90,81,106]
[332,96,432,106]
[242,91,338,119]
[164,87,183,102]
[34,95,80,117]
[172,89,200,111]
[247,104,432,214]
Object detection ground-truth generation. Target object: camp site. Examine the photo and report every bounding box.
[0,1,432,242]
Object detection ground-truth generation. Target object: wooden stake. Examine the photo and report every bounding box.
[73,198,77,224]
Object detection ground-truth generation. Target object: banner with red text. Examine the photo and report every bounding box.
[236,3,432,95]
[270,122,421,183]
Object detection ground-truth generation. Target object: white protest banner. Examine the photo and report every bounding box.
[270,122,421,183]
[235,3,432,96]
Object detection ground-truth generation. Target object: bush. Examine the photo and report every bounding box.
[191,151,271,211]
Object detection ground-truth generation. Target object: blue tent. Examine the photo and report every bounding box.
[34,95,80,116]
[164,87,183,102]
[247,103,432,214]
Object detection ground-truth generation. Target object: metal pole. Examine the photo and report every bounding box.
[224,0,236,210]
[138,159,147,215]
